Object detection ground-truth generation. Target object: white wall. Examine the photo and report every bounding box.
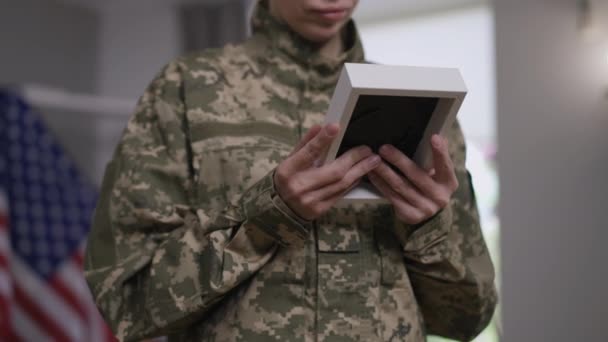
[0,0,99,93]
[358,9,500,341]
[97,0,182,99]
[357,6,496,148]
[496,0,608,341]
[355,2,499,239]
[91,1,183,184]
[354,0,484,25]
[0,0,105,183]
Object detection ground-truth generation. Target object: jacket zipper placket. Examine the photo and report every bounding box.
[301,58,321,342]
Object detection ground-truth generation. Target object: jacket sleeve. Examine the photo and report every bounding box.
[396,120,498,341]
[83,61,310,342]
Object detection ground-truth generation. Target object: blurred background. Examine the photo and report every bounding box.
[0,0,607,341]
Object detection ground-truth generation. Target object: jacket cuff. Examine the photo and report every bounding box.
[396,206,454,253]
[238,171,312,247]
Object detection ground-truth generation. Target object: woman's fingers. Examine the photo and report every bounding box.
[283,154,379,220]
[378,145,435,193]
[371,162,438,216]
[280,145,375,197]
[378,143,454,205]
[290,124,323,156]
[275,134,382,220]
[286,124,339,172]
[311,154,381,200]
[430,135,459,191]
[279,134,458,223]
[305,145,374,187]
[368,172,427,224]
[370,137,460,224]
[308,178,365,219]
[276,123,338,182]
[293,154,380,212]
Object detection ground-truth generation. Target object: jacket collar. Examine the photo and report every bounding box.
[250,0,365,88]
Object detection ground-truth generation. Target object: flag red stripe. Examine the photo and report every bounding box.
[13,285,73,342]
[0,295,22,342]
[49,274,88,319]
[72,251,84,269]
[0,212,17,340]
[104,324,118,342]
[64,250,118,342]
[0,259,22,342]
[0,253,8,269]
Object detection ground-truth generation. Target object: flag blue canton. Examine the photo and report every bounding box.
[0,91,97,279]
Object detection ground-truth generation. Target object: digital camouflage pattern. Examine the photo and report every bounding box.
[84,1,497,341]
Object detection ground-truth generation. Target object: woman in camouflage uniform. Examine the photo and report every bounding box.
[84,0,497,341]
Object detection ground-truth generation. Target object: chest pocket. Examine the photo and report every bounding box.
[316,206,362,298]
[190,121,296,209]
[371,206,411,287]
[316,207,361,252]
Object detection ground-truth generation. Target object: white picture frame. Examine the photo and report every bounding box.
[323,63,468,203]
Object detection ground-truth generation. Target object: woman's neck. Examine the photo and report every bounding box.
[319,33,345,59]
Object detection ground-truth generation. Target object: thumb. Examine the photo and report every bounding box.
[290,124,323,156]
[430,135,455,184]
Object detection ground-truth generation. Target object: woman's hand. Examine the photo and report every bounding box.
[368,135,459,225]
[274,124,381,221]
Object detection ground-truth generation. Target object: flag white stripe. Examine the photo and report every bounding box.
[0,270,11,297]
[57,257,110,342]
[12,302,53,342]
[11,257,84,341]
[0,224,11,297]
[0,190,7,211]
[73,246,115,342]
[57,258,91,300]
[88,296,109,342]
[0,226,9,253]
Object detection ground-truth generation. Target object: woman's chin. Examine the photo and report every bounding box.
[299,26,343,44]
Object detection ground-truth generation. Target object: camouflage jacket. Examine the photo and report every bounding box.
[84,2,497,341]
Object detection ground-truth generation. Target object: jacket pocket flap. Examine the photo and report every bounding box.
[317,208,360,252]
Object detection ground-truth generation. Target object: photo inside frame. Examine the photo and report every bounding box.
[337,94,439,159]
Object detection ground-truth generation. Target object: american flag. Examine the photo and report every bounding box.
[0,90,116,341]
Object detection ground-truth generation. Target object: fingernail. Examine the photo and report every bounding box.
[379,145,391,154]
[360,146,372,155]
[432,135,442,148]
[325,124,339,137]
[370,155,381,164]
